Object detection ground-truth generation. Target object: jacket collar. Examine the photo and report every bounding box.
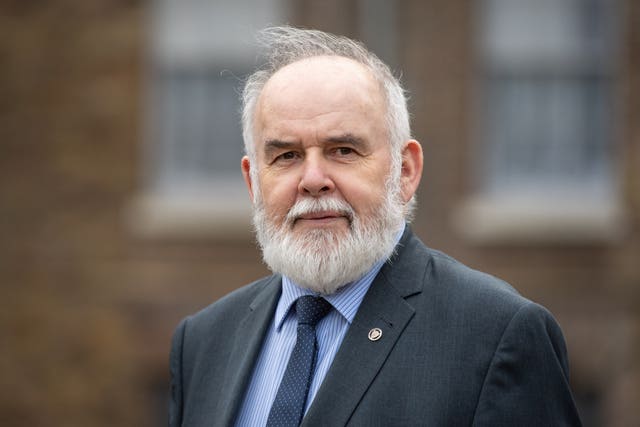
[302,227,430,426]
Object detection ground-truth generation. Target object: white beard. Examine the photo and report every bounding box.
[252,179,405,295]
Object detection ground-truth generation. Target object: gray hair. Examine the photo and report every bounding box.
[241,26,415,219]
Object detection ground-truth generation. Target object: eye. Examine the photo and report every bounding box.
[334,147,358,157]
[337,147,354,155]
[273,151,299,163]
[331,146,361,161]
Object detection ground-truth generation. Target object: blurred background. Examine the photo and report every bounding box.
[1,0,639,425]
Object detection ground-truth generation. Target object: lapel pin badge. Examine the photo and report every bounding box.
[368,328,382,341]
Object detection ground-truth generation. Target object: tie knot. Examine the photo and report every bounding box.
[295,296,332,327]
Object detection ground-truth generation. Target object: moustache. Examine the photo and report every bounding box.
[285,198,355,225]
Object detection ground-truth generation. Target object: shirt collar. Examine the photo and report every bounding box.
[274,224,405,331]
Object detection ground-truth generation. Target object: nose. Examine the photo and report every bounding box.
[298,154,335,197]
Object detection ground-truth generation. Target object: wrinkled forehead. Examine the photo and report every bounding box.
[256,56,386,121]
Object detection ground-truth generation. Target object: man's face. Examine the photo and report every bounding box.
[249,56,393,236]
[241,56,412,294]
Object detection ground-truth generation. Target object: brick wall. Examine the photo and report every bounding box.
[1,1,638,425]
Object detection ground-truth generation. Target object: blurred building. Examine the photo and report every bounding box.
[1,0,639,426]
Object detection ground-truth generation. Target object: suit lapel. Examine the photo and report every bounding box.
[302,228,428,426]
[215,275,282,427]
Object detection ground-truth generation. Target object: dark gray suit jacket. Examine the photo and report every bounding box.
[169,228,581,426]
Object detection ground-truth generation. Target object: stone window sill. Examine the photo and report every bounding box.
[453,195,627,245]
[126,192,253,240]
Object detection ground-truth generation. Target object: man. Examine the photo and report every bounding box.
[169,27,582,426]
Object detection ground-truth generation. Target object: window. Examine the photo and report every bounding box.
[130,0,289,238]
[457,0,624,243]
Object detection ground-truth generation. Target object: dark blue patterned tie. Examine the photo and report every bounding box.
[266,296,332,427]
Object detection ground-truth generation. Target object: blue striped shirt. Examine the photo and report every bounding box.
[234,229,402,426]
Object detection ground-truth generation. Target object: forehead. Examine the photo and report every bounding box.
[255,56,386,128]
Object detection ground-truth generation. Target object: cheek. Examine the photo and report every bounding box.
[259,174,298,215]
[337,177,386,216]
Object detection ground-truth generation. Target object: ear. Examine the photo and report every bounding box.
[399,140,423,203]
[241,156,255,201]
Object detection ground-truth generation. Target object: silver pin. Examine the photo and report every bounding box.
[368,328,382,341]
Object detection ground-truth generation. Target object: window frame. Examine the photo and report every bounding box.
[455,0,627,244]
[129,0,289,238]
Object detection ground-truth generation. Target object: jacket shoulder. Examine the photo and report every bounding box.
[399,231,533,321]
[183,274,280,332]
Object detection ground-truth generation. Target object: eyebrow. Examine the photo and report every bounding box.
[325,133,367,148]
[263,139,299,157]
[262,133,368,157]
